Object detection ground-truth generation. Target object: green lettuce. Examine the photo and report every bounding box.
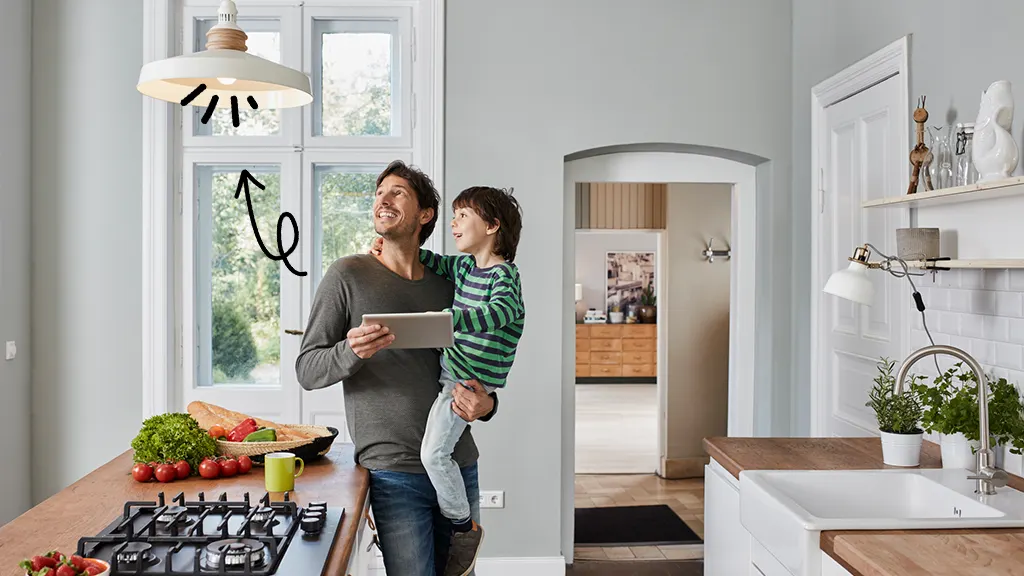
[131,413,217,471]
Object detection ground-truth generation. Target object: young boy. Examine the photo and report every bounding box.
[372,186,524,576]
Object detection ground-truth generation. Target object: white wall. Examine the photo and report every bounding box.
[664,184,731,469]
[0,0,33,525]
[31,0,143,503]
[574,231,659,313]
[791,0,1024,435]
[447,0,793,559]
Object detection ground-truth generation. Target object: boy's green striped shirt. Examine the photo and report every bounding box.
[420,249,525,388]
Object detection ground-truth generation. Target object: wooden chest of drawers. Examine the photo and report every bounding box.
[575,323,656,381]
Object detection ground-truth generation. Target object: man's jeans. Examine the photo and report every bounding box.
[369,462,480,576]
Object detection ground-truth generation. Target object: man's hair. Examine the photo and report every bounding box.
[452,186,524,262]
[375,160,440,246]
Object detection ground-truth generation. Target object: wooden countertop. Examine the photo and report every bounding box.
[0,443,369,576]
[703,437,1024,576]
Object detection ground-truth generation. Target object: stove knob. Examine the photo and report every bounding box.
[301,514,322,534]
[308,501,327,511]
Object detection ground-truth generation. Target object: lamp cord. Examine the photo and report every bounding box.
[864,243,942,376]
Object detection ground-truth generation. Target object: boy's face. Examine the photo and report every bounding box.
[451,205,498,254]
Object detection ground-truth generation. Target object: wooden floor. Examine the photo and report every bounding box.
[576,384,658,474]
[574,474,705,562]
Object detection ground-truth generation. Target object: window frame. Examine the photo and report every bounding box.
[141,0,445,418]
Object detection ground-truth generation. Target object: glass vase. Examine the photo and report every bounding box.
[928,125,955,190]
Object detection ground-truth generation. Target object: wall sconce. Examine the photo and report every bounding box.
[823,242,941,371]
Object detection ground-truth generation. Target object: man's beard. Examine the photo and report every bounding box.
[375,219,418,242]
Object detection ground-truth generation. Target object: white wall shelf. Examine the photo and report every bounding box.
[905,259,1024,270]
[862,175,1024,209]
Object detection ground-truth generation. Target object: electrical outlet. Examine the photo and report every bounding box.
[5,341,15,361]
[479,490,504,508]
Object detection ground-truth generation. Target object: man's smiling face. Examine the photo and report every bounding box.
[373,174,433,242]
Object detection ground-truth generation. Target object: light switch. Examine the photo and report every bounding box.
[5,341,15,361]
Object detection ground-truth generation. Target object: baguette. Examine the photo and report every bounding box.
[187,401,317,442]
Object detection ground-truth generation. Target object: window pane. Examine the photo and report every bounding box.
[197,165,282,385]
[193,19,282,136]
[316,165,381,279]
[316,23,395,137]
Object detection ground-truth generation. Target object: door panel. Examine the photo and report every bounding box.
[819,74,907,438]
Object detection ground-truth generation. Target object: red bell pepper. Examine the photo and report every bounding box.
[227,418,259,442]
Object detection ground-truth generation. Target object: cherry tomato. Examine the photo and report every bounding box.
[219,458,239,478]
[132,463,153,482]
[154,463,177,483]
[174,460,191,480]
[209,425,227,439]
[199,458,220,479]
[237,455,252,474]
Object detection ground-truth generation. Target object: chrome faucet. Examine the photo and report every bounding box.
[896,345,1009,495]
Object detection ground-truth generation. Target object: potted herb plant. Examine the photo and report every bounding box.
[866,358,925,466]
[637,284,657,324]
[910,362,1024,469]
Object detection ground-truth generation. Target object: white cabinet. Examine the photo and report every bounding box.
[704,458,751,575]
[820,552,854,576]
[347,494,386,575]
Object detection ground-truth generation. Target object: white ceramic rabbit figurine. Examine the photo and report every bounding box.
[972,80,1018,182]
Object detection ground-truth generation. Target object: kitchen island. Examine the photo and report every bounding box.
[0,443,373,576]
[704,437,1024,576]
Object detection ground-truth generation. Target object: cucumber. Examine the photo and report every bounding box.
[243,428,277,442]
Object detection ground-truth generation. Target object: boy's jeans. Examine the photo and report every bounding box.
[421,359,496,523]
[369,463,480,576]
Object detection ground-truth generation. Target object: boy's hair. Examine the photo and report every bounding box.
[375,160,440,246]
[452,186,523,262]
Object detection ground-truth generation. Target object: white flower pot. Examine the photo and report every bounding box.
[940,432,979,470]
[880,430,923,467]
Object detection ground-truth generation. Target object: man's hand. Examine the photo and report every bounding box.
[369,237,383,256]
[452,379,495,422]
[347,323,394,359]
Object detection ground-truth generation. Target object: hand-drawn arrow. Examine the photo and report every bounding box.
[234,169,307,277]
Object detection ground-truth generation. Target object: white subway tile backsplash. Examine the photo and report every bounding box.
[960,314,986,339]
[1011,270,1024,292]
[961,270,984,290]
[996,291,1024,317]
[938,312,961,335]
[1010,319,1024,345]
[983,269,1010,291]
[970,291,997,315]
[949,289,972,312]
[971,339,995,364]
[996,343,1024,371]
[984,315,1010,342]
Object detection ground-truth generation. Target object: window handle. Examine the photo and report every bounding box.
[285,329,304,335]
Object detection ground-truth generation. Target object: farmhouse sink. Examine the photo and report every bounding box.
[739,468,1024,575]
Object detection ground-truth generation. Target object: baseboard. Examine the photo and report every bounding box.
[661,456,709,479]
[475,556,566,576]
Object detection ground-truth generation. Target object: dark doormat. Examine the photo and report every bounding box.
[574,505,703,547]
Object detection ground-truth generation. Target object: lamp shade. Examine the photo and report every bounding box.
[575,283,583,301]
[137,49,312,109]
[823,260,875,306]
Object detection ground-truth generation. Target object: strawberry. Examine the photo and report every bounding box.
[55,564,77,576]
[70,555,88,572]
[84,567,103,576]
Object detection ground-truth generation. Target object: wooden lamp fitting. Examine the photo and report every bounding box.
[205,0,249,52]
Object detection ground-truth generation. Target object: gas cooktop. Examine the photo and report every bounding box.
[75,491,343,575]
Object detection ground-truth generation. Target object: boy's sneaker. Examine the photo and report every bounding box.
[443,521,484,576]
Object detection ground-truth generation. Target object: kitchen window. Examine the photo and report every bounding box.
[172,0,443,431]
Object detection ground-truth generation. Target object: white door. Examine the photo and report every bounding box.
[815,73,909,437]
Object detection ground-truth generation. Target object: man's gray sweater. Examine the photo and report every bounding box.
[295,254,482,473]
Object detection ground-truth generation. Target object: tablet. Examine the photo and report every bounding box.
[361,311,455,349]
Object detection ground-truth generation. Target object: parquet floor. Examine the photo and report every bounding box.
[574,473,705,562]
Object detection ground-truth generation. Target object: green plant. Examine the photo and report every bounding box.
[641,284,656,306]
[130,413,218,472]
[911,362,1024,455]
[865,357,923,434]
[212,299,258,380]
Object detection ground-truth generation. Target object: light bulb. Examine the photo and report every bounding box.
[218,77,237,85]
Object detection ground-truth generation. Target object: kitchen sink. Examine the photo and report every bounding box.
[739,468,1024,575]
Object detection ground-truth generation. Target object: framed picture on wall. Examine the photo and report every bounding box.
[606,251,655,317]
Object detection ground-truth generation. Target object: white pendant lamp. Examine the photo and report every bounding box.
[137,0,312,114]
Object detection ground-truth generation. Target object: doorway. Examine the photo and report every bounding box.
[810,37,910,436]
[561,150,759,566]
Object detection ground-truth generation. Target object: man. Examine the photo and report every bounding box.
[295,160,498,576]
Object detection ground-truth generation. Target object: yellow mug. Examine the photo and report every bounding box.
[264,452,304,492]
